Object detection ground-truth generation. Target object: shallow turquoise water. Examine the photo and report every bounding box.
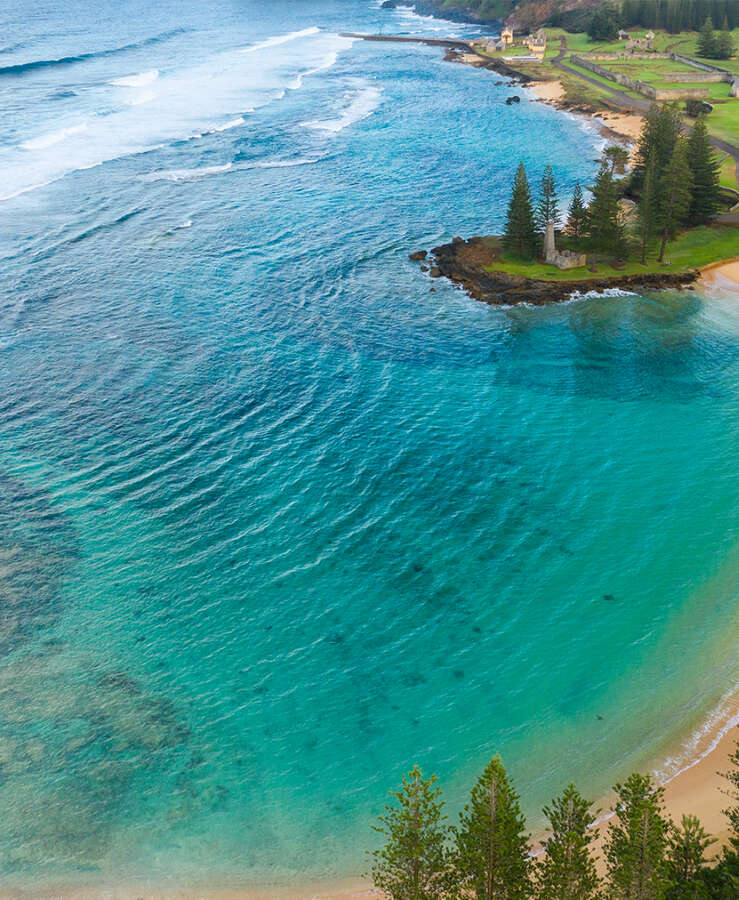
[0,0,738,889]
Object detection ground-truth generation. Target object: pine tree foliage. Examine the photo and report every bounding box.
[565,183,587,242]
[686,115,720,226]
[503,162,538,260]
[585,163,622,270]
[633,103,684,193]
[637,155,659,263]
[665,814,715,897]
[722,740,739,841]
[697,17,718,57]
[605,772,670,900]
[657,137,692,262]
[716,28,735,59]
[453,755,531,900]
[369,765,451,900]
[603,145,629,176]
[537,783,600,900]
[536,165,560,232]
[621,1,738,32]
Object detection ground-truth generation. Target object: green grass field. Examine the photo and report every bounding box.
[717,152,738,190]
[704,100,739,146]
[481,227,738,281]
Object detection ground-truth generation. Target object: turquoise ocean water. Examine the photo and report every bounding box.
[1,0,737,889]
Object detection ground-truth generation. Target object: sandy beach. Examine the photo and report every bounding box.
[525,79,644,155]
[699,258,739,294]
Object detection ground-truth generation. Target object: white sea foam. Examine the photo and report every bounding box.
[142,162,234,182]
[0,180,55,201]
[125,90,157,107]
[288,51,339,91]
[240,26,320,54]
[303,85,382,134]
[21,122,88,151]
[142,155,321,184]
[212,117,245,132]
[1,29,353,201]
[110,69,160,88]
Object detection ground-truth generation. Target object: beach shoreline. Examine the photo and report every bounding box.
[4,703,735,900]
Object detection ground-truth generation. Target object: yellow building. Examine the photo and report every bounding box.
[526,28,546,58]
[501,26,514,46]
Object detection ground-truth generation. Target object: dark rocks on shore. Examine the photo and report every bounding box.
[409,250,427,261]
[423,237,699,306]
[505,95,521,105]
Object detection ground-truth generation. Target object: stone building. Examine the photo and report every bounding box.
[544,222,586,270]
[526,29,547,58]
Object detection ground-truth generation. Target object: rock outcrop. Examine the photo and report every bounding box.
[416,237,698,306]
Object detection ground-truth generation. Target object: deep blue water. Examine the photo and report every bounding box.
[1,0,738,890]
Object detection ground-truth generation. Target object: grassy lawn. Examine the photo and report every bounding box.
[704,100,739,145]
[481,227,738,280]
[717,152,738,190]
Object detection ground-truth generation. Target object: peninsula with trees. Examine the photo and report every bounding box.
[411,103,736,305]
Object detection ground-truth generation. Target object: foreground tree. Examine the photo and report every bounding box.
[637,156,659,263]
[537,783,600,900]
[665,814,715,898]
[657,137,692,262]
[708,740,739,897]
[453,755,531,900]
[503,162,538,260]
[633,103,683,192]
[586,163,622,270]
[369,765,450,900]
[566,183,588,242]
[605,772,669,900]
[603,145,630,177]
[536,165,560,233]
[686,115,720,226]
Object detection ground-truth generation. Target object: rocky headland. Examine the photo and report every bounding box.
[411,237,699,305]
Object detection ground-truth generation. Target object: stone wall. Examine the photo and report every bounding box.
[570,55,711,100]
[666,71,726,82]
[640,84,711,99]
[581,52,670,61]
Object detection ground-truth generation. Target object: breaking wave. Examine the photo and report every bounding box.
[303,85,382,134]
[0,29,185,76]
[240,27,321,55]
[110,69,160,87]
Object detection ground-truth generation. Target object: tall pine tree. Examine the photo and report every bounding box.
[657,137,692,263]
[536,165,560,233]
[637,155,659,264]
[453,755,531,900]
[605,772,669,900]
[369,765,450,900]
[686,115,720,226]
[586,163,621,271]
[633,103,683,193]
[665,814,715,898]
[697,17,718,58]
[503,162,538,260]
[537,783,600,900]
[716,27,735,60]
[566,183,588,243]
